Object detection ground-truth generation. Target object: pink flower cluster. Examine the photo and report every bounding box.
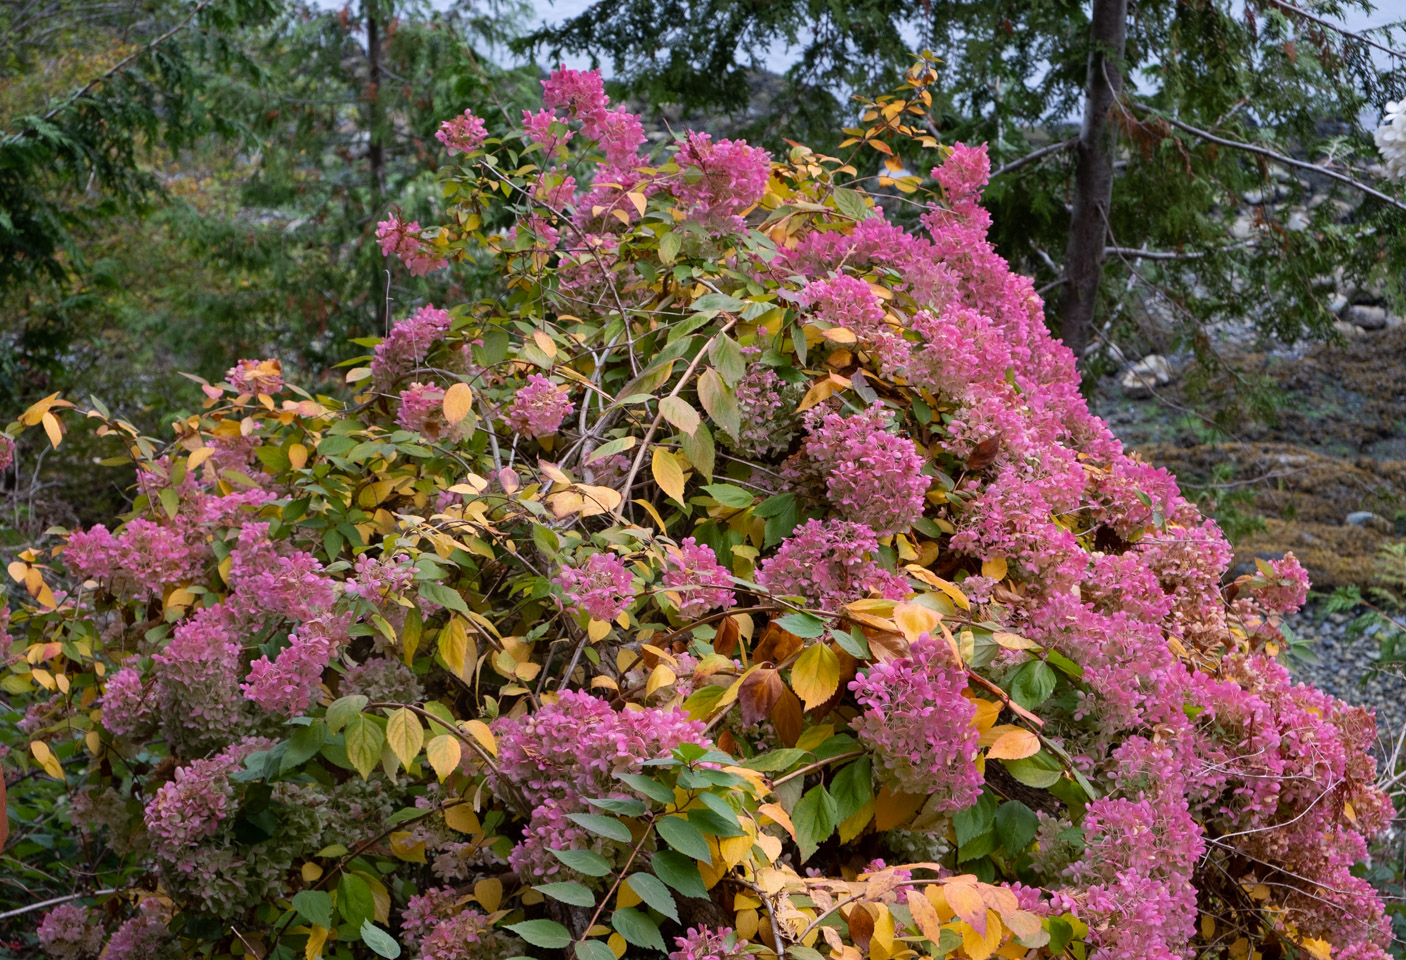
[0,433,13,471]
[801,274,907,372]
[756,518,909,608]
[36,903,103,960]
[669,926,750,960]
[436,109,488,155]
[396,382,469,441]
[65,518,203,599]
[1248,552,1311,614]
[241,632,334,717]
[554,551,633,621]
[663,537,736,618]
[540,66,644,170]
[796,404,929,534]
[503,373,573,437]
[727,361,799,457]
[144,745,244,855]
[522,107,573,154]
[848,632,981,809]
[490,690,705,883]
[101,665,152,738]
[376,215,448,277]
[225,358,284,395]
[371,304,453,390]
[673,131,772,233]
[100,899,170,960]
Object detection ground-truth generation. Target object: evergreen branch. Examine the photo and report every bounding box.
[1136,107,1406,215]
[1262,0,1406,61]
[991,137,1077,178]
[40,0,218,123]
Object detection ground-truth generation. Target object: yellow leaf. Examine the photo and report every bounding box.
[463,719,497,756]
[439,618,472,679]
[302,862,323,883]
[1200,914,1215,941]
[646,664,677,698]
[626,191,648,216]
[574,484,622,517]
[986,728,1040,760]
[475,877,504,912]
[894,603,942,642]
[443,802,481,834]
[288,443,309,471]
[386,708,424,770]
[981,557,1008,580]
[790,643,840,711]
[188,446,215,470]
[41,411,62,449]
[960,914,1004,960]
[820,326,857,344]
[651,446,686,503]
[442,382,474,424]
[29,740,64,781]
[425,735,462,782]
[533,330,557,359]
[992,631,1039,651]
[388,831,427,862]
[907,889,944,945]
[305,924,330,960]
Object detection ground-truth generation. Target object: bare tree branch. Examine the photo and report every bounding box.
[991,137,1078,178]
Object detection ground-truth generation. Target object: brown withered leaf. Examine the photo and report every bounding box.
[772,686,804,747]
[738,668,785,727]
[716,729,738,756]
[965,436,1001,471]
[714,615,741,657]
[846,903,876,954]
[753,621,804,665]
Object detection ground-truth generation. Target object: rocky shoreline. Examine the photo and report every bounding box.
[1286,602,1406,744]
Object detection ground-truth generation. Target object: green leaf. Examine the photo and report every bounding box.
[696,368,740,439]
[574,941,618,960]
[1001,751,1064,789]
[652,849,709,899]
[507,919,572,949]
[679,422,715,481]
[325,695,368,733]
[660,396,701,436]
[658,230,682,264]
[566,812,633,843]
[418,581,471,618]
[655,815,711,860]
[743,748,808,772]
[336,872,375,928]
[832,187,871,221]
[829,757,874,824]
[693,292,745,312]
[832,625,871,659]
[536,881,596,907]
[793,784,838,862]
[343,714,385,780]
[709,335,747,386]
[774,613,826,638]
[954,791,996,847]
[1046,650,1084,679]
[612,907,666,952]
[617,772,674,804]
[1010,660,1057,710]
[291,890,332,928]
[626,872,679,922]
[281,720,327,773]
[551,848,613,877]
[588,796,648,817]
[701,483,755,509]
[995,800,1038,855]
[360,921,401,959]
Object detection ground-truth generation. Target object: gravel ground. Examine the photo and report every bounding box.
[1285,602,1406,743]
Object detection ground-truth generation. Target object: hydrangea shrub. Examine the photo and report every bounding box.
[0,61,1390,960]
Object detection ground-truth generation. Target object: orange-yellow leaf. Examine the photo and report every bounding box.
[987,728,1041,760]
[442,382,474,424]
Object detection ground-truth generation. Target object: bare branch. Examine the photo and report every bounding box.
[991,137,1078,178]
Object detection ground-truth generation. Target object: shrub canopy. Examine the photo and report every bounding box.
[1,62,1390,960]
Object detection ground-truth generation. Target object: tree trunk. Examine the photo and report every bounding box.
[1057,0,1127,360]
